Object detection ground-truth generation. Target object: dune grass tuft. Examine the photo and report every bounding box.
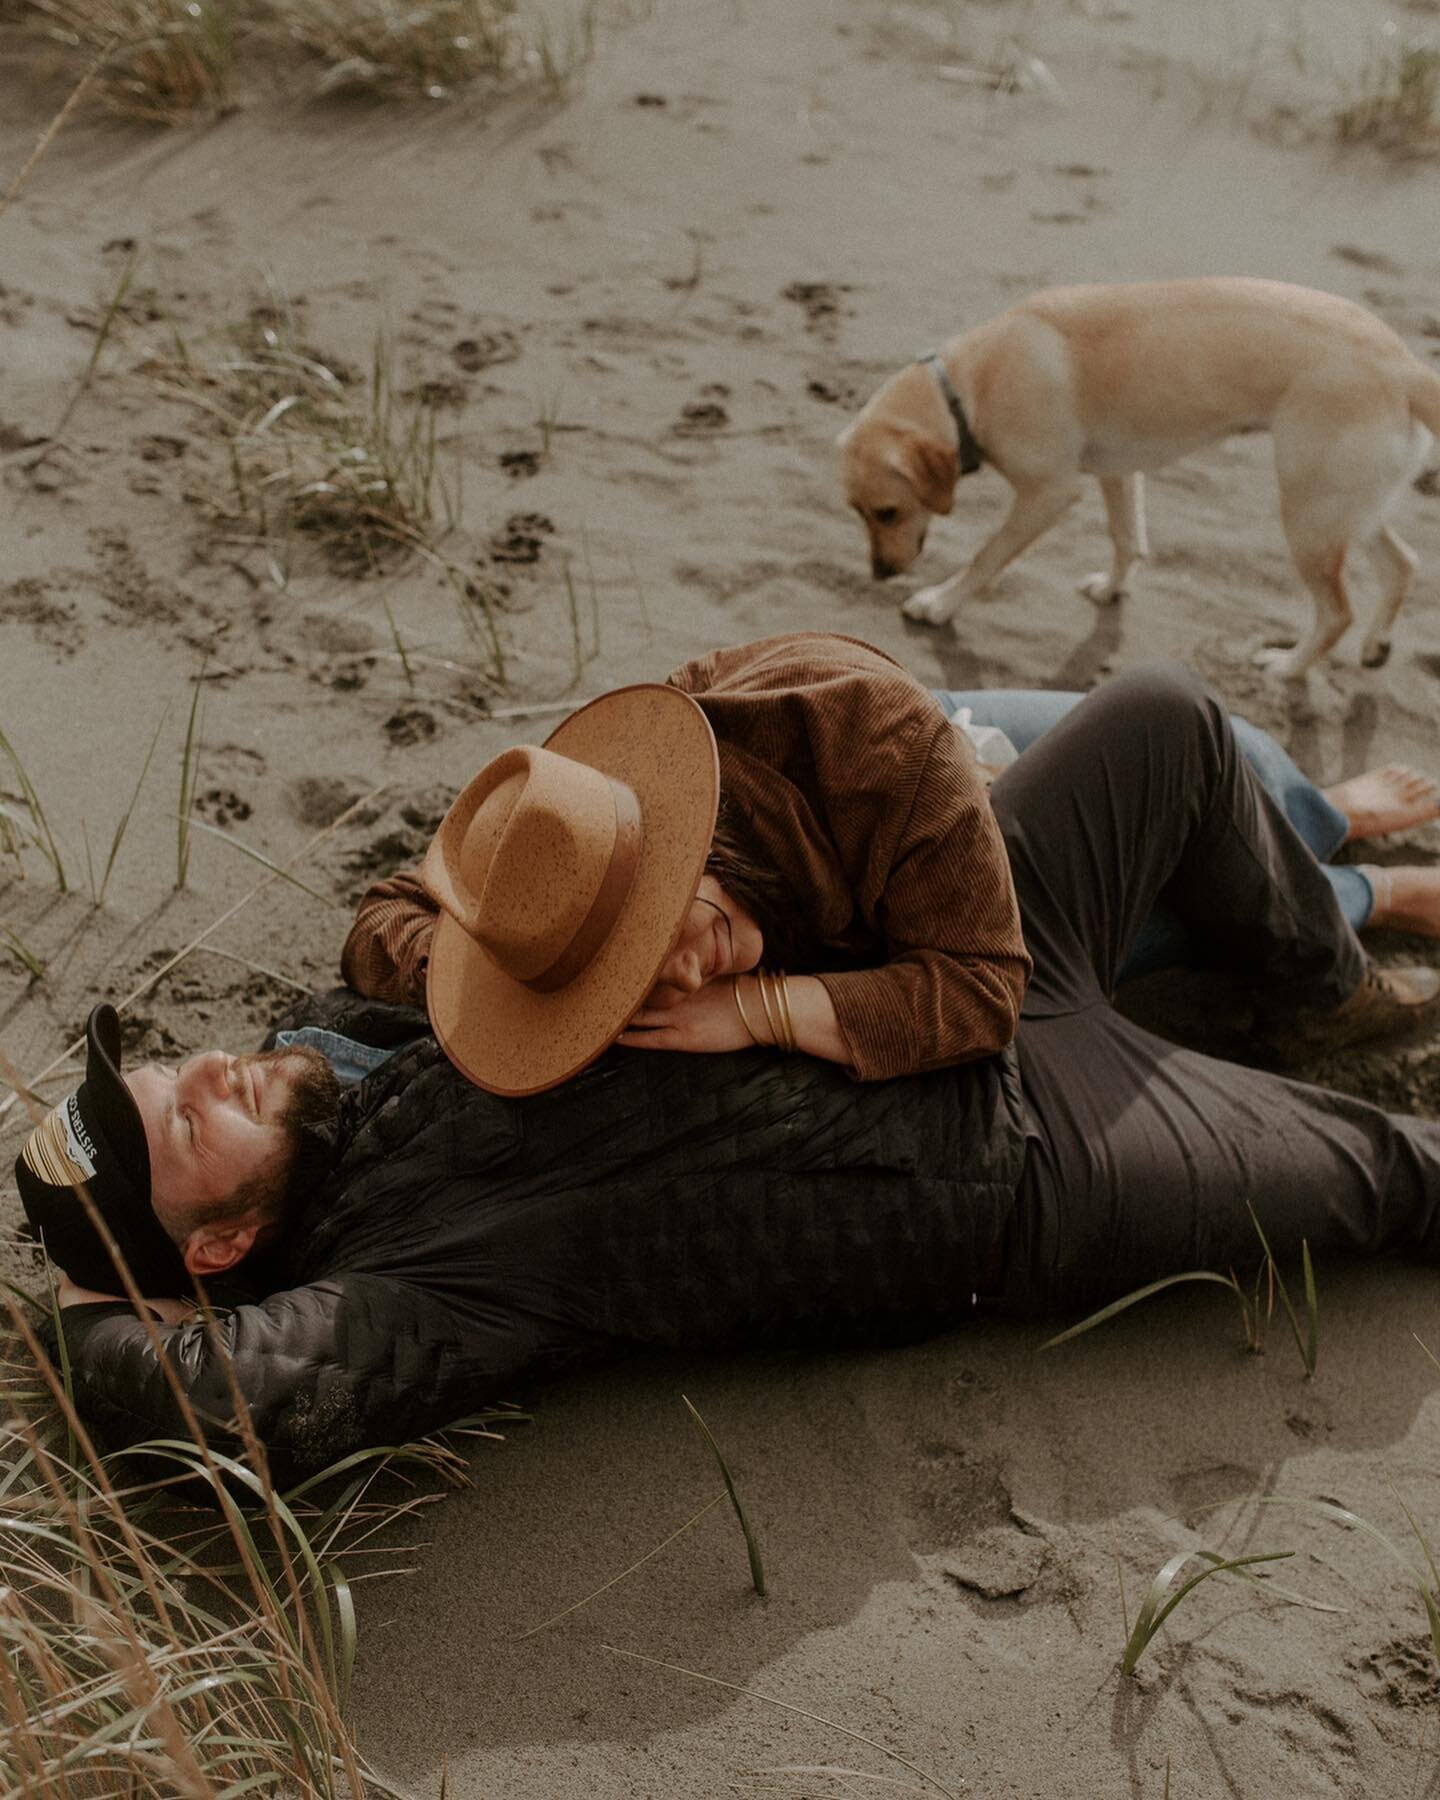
[0,1249,522,1795]
[1041,1209,1318,1375]
[1120,1548,1298,1676]
[26,0,237,123]
[0,722,68,892]
[1336,41,1440,154]
[271,0,525,99]
[154,305,458,578]
[21,0,594,121]
[1,927,46,981]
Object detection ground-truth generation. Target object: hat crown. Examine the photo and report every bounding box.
[425,745,643,991]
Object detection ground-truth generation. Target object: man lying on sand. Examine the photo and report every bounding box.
[17,636,1440,1482]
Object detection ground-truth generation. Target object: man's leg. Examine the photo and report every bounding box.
[1008,1004,1440,1311]
[987,665,1365,1017]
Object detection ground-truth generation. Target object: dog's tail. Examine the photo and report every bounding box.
[1410,366,1440,441]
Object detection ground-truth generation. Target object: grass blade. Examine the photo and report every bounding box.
[55,242,138,436]
[176,663,207,890]
[99,706,168,906]
[1040,1271,1247,1350]
[1121,1548,1295,1675]
[1246,1203,1317,1378]
[1260,1495,1440,1668]
[0,929,45,982]
[0,722,67,890]
[513,1493,726,1640]
[1302,1239,1318,1376]
[182,817,338,907]
[604,1643,958,1799]
[682,1394,765,1597]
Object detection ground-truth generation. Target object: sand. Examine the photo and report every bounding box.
[3,0,1440,1792]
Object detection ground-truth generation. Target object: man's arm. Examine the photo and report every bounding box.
[56,1273,593,1484]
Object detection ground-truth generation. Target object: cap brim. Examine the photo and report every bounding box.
[84,1005,152,1206]
[426,684,719,1096]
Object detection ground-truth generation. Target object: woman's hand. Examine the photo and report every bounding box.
[619,973,853,1066]
[618,978,756,1055]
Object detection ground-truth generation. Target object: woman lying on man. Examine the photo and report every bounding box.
[31,632,1440,1476]
[341,630,1440,1313]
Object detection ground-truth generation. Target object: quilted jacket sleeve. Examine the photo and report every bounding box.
[56,1274,588,1484]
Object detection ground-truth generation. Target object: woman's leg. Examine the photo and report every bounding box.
[936,686,1370,973]
[937,687,1350,859]
[987,665,1365,1017]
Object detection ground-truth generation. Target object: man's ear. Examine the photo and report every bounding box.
[182,1221,259,1278]
[896,428,959,516]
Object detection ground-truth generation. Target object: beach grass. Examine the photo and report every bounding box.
[1262,1493,1440,1670]
[0,1222,524,1797]
[0,928,46,982]
[0,723,68,892]
[18,0,595,119]
[175,665,206,890]
[269,0,525,99]
[156,308,459,580]
[25,0,237,123]
[90,706,168,907]
[1041,1210,1319,1373]
[0,1297,383,1796]
[1336,40,1440,153]
[682,1394,766,1598]
[1119,1547,1297,1676]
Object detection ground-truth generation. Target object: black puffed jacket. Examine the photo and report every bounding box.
[56,991,1028,1481]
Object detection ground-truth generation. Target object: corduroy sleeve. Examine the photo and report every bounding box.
[813,712,1029,1080]
[340,870,437,1006]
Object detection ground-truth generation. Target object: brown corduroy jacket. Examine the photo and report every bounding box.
[340,633,1031,1081]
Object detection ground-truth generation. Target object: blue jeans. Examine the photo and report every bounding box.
[935,688,1372,982]
[274,1026,400,1085]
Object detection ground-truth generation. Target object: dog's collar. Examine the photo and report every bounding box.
[917,351,985,476]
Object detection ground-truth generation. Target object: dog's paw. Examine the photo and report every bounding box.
[1253,643,1308,680]
[902,586,956,627]
[1079,571,1126,606]
[1361,637,1393,670]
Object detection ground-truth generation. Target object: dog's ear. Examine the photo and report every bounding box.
[897,429,959,516]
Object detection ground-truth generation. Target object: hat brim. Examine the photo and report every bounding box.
[425,683,719,1096]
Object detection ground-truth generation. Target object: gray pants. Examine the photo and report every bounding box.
[991,667,1440,1310]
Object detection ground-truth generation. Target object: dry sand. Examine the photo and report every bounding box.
[4,0,1440,1793]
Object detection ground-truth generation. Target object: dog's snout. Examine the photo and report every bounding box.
[872,559,898,581]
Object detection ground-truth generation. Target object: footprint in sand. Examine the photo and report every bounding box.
[383,709,438,749]
[452,329,521,372]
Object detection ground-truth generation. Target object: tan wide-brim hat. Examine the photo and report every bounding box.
[422,683,720,1097]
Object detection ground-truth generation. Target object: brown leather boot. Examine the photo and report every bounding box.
[1265,960,1440,1065]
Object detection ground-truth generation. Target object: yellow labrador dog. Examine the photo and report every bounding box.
[839,278,1440,677]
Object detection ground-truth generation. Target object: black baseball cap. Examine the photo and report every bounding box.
[14,1004,191,1296]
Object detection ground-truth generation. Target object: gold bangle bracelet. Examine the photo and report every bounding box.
[773,969,797,1052]
[755,968,783,1049]
[732,975,763,1046]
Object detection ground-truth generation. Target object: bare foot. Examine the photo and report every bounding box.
[1359,864,1440,937]
[1323,766,1440,843]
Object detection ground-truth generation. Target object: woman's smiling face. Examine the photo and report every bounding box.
[644,876,765,1008]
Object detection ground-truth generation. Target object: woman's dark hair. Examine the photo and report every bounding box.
[705,788,814,970]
